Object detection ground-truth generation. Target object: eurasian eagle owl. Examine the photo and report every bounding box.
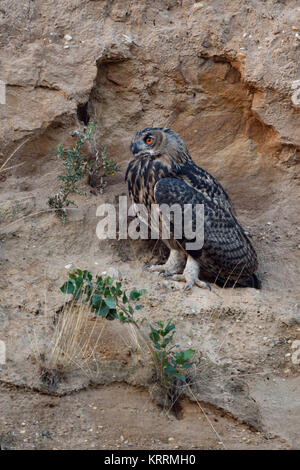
[126,128,260,291]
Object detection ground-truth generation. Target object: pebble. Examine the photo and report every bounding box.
[236,52,246,60]
[64,34,73,41]
[192,3,204,12]
[168,437,175,442]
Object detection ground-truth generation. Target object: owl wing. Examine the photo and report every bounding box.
[153,177,257,277]
[177,161,237,216]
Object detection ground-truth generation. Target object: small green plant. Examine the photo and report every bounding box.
[48,190,76,224]
[100,147,120,177]
[60,268,146,324]
[149,320,195,389]
[59,268,195,410]
[56,122,96,193]
[49,123,120,222]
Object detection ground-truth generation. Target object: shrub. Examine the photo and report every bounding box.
[60,268,195,407]
[149,320,195,390]
[60,268,145,325]
[48,123,120,222]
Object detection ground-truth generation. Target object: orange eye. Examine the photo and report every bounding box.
[145,136,154,145]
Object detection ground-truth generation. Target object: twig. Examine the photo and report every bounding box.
[0,137,30,172]
[187,384,227,449]
[0,162,26,173]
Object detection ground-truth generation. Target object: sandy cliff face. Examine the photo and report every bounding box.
[0,0,299,155]
[1,0,299,287]
[0,0,300,448]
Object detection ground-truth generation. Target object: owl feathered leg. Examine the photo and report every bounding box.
[166,255,211,291]
[143,249,186,275]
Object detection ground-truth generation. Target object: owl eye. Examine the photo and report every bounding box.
[145,136,154,145]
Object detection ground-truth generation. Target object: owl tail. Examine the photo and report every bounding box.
[215,273,261,289]
[235,273,261,289]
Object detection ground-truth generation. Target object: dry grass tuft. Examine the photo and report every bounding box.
[30,299,107,389]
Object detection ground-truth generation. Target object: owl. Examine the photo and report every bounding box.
[125,128,260,290]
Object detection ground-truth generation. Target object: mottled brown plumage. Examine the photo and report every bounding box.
[126,128,260,290]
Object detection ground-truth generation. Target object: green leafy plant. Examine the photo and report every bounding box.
[59,268,195,409]
[48,122,120,222]
[56,123,96,193]
[149,320,195,389]
[60,268,146,325]
[49,122,97,222]
[48,191,76,224]
[100,147,120,177]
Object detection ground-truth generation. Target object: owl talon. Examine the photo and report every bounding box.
[164,272,175,279]
[195,279,211,290]
[159,270,175,278]
[183,280,210,292]
[183,283,192,292]
[142,264,152,272]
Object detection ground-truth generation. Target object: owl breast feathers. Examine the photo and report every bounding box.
[126,127,260,289]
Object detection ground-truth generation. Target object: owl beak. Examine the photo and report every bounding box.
[131,143,138,155]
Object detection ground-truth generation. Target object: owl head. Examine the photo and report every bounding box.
[130,127,191,163]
